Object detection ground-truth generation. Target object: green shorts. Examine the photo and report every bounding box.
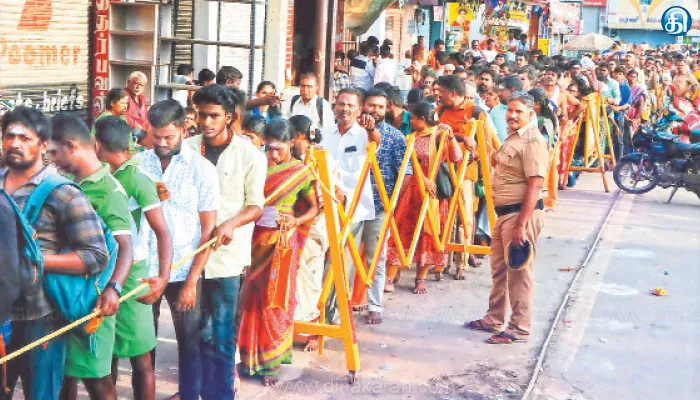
[114,260,157,358]
[65,315,116,379]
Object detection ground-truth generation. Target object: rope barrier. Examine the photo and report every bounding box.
[0,238,217,365]
[0,161,314,365]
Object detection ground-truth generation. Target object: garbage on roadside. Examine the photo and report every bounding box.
[650,287,668,296]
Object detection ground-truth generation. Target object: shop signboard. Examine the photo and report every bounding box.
[93,0,110,120]
[607,0,700,30]
[510,11,527,21]
[0,0,89,118]
[582,0,607,6]
[446,2,476,48]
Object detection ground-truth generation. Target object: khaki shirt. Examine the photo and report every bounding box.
[492,121,548,207]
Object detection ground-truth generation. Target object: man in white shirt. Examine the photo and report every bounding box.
[374,45,398,85]
[480,38,499,63]
[506,32,518,62]
[289,72,335,129]
[397,50,413,74]
[140,100,220,400]
[320,87,380,323]
[350,41,376,90]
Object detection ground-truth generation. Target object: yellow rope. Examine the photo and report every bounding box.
[0,238,216,365]
[1,157,320,365]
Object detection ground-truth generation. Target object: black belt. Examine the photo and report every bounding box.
[495,199,544,217]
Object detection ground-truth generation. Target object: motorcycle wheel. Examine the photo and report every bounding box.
[613,158,658,194]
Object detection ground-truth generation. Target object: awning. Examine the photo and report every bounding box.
[345,0,396,35]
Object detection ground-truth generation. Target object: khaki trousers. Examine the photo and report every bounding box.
[454,180,475,265]
[482,210,544,339]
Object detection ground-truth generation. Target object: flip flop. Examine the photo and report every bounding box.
[486,331,526,344]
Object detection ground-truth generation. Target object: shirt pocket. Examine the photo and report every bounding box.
[497,145,520,167]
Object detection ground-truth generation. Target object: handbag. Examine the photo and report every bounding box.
[436,163,454,199]
[475,179,485,198]
[266,213,294,310]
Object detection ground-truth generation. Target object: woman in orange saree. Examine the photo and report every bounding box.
[385,101,463,294]
[238,119,319,386]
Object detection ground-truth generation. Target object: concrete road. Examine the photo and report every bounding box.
[530,186,700,400]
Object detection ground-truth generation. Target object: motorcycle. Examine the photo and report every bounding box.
[613,112,700,203]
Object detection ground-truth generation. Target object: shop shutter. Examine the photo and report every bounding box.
[174,0,194,66]
[0,0,90,119]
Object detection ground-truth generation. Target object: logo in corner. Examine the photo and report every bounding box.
[661,6,691,37]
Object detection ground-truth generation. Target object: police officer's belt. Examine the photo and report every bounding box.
[495,199,544,217]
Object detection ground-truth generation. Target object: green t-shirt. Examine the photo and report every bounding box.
[112,157,161,262]
[91,112,128,136]
[79,164,132,237]
[91,112,139,153]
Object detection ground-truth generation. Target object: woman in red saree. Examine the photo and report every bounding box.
[238,119,319,386]
[385,101,463,294]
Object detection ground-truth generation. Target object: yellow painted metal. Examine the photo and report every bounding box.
[294,148,360,375]
[565,93,615,192]
[294,120,498,377]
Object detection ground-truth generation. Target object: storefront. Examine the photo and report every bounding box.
[542,0,581,56]
[606,0,700,46]
[1,0,91,119]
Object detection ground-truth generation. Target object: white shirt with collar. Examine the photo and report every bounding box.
[139,144,220,282]
[320,122,375,223]
[374,57,398,85]
[185,133,267,278]
[350,55,375,90]
[289,95,335,129]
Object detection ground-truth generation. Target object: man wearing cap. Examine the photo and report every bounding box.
[464,92,547,345]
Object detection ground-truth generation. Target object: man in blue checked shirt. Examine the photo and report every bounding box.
[361,87,413,325]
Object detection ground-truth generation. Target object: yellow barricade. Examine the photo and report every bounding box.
[565,92,616,192]
[294,119,497,382]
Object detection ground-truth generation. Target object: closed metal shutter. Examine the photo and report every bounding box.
[174,0,194,66]
[0,0,90,119]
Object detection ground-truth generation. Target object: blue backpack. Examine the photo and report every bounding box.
[19,175,117,342]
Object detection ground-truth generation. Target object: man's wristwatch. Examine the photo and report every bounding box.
[105,281,123,296]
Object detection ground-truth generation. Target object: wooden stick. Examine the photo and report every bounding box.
[0,238,217,365]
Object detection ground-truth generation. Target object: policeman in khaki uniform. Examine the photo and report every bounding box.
[465,92,547,344]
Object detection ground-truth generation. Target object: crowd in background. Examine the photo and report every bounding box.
[2,31,700,400]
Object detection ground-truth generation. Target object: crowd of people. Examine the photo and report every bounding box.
[1,31,699,400]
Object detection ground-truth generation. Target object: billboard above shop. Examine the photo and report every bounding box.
[607,0,700,30]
